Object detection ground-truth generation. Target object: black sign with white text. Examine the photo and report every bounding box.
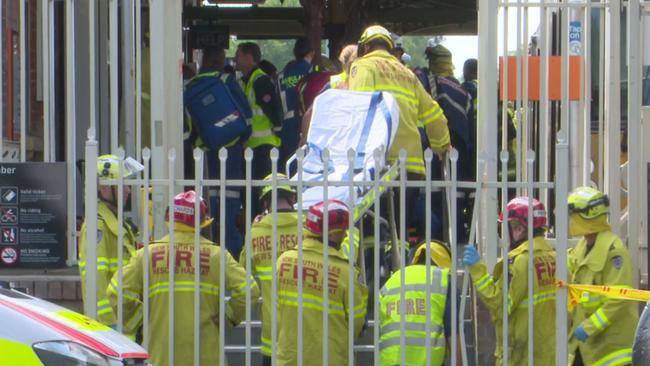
[0,163,67,268]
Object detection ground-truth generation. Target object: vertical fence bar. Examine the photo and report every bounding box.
[526,151,535,366]
[109,0,118,152]
[84,129,99,318]
[244,148,253,366]
[142,147,151,349]
[296,147,305,366]
[167,148,176,366]
[449,149,458,366]
[346,148,355,366]
[47,0,55,160]
[218,147,227,366]
[135,0,142,163]
[424,149,433,366]
[19,0,26,161]
[398,150,407,366]
[270,148,279,366]
[116,148,125,333]
[555,133,570,365]
[502,4,509,153]
[65,0,77,265]
[597,5,605,189]
[372,149,381,366]
[193,148,203,366]
[41,0,50,161]
[515,0,523,188]
[500,150,509,366]
[322,148,330,366]
[605,0,622,234]
[539,0,550,209]
[583,1,593,186]
[628,0,642,286]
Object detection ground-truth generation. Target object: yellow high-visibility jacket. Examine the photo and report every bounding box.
[239,210,299,356]
[276,237,368,366]
[79,200,137,331]
[568,230,638,366]
[348,49,450,175]
[469,236,557,365]
[108,229,259,366]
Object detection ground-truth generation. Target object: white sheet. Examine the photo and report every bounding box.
[293,89,400,209]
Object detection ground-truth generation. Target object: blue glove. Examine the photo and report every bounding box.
[462,245,481,267]
[574,325,589,342]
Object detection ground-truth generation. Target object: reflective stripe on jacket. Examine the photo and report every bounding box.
[469,236,557,365]
[379,265,449,366]
[568,230,638,366]
[276,237,368,366]
[348,50,450,175]
[79,200,137,332]
[243,68,281,149]
[240,211,299,356]
[108,230,259,366]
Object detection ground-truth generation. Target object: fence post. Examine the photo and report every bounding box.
[84,128,99,319]
[555,132,570,366]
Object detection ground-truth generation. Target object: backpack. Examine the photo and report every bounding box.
[184,72,251,150]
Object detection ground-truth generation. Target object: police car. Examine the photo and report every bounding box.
[0,283,148,365]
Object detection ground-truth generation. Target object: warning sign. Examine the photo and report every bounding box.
[0,207,18,224]
[1,227,17,244]
[0,187,18,205]
[1,247,18,265]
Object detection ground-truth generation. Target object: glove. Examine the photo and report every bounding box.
[462,245,481,267]
[574,325,589,342]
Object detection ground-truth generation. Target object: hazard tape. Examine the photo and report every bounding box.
[557,281,650,310]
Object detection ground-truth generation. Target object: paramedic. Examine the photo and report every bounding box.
[184,47,252,259]
[108,190,259,366]
[379,240,453,365]
[463,196,557,365]
[239,174,299,366]
[278,38,315,166]
[276,200,368,366]
[567,186,638,366]
[235,42,283,215]
[79,154,143,337]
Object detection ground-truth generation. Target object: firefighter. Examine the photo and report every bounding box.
[239,173,298,365]
[108,191,259,366]
[462,196,557,365]
[276,200,368,366]
[379,240,453,366]
[567,186,638,366]
[79,154,143,335]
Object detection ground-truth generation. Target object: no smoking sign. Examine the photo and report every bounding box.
[1,247,18,265]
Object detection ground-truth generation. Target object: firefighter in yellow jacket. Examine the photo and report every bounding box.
[79,154,143,335]
[276,200,368,366]
[567,186,638,366]
[348,25,450,176]
[239,173,299,365]
[463,196,557,365]
[379,240,453,366]
[108,191,259,366]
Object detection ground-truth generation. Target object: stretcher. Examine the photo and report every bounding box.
[286,89,400,221]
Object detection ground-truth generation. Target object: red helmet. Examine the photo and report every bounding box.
[166,190,212,228]
[305,200,350,235]
[499,196,547,229]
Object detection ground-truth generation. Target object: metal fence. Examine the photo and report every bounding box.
[84,131,570,365]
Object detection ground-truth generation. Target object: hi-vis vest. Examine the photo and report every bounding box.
[243,68,281,149]
[379,265,449,366]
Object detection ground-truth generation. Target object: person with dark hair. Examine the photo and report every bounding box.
[235,42,283,215]
[258,59,278,80]
[184,46,252,259]
[277,37,316,167]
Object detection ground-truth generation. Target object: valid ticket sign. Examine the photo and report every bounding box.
[0,163,67,268]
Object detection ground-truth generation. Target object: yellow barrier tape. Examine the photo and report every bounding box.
[558,281,650,311]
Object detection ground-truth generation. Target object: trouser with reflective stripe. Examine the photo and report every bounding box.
[207,144,244,259]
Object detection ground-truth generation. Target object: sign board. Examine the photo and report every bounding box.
[569,20,582,55]
[0,163,67,268]
[189,25,230,50]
